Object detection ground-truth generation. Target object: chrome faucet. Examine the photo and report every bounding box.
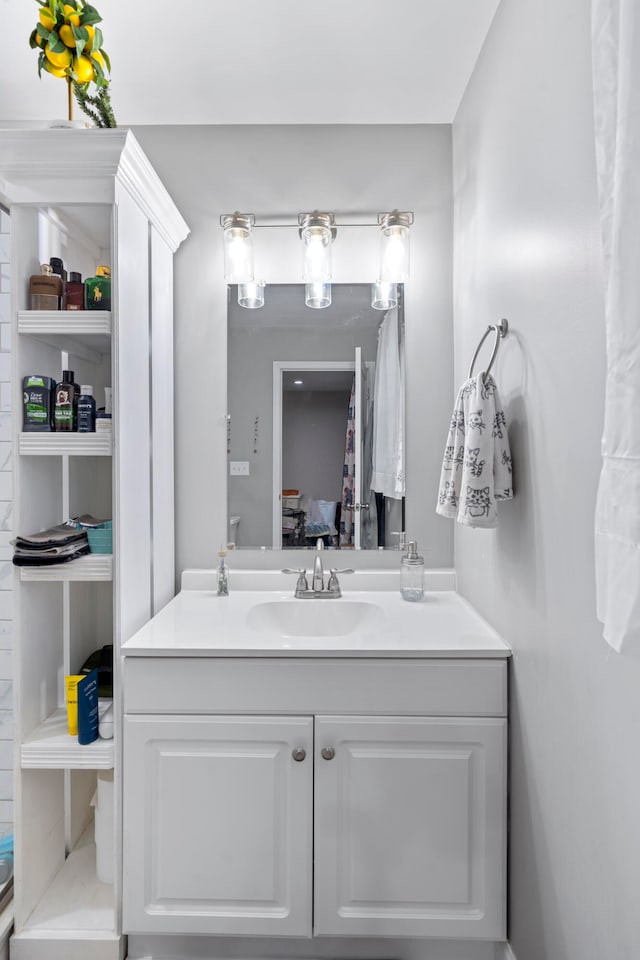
[312,538,325,592]
[282,546,355,598]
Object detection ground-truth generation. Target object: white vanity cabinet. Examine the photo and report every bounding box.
[0,130,189,960]
[122,655,507,943]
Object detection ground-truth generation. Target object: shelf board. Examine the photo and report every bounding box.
[19,433,112,456]
[21,708,114,769]
[19,553,112,582]
[11,825,120,960]
[18,310,111,364]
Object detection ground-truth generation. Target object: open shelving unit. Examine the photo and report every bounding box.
[1,129,189,960]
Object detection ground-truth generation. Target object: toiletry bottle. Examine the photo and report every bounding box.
[22,375,55,432]
[49,256,67,283]
[77,385,96,432]
[216,548,229,596]
[29,263,62,310]
[54,370,80,432]
[64,271,84,310]
[85,265,111,310]
[400,540,425,601]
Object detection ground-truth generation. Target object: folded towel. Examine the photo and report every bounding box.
[436,373,513,528]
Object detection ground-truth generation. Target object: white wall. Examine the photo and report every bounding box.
[132,125,454,574]
[453,1,640,958]
[0,207,13,839]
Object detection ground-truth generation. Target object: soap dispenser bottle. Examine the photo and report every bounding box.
[400,540,425,601]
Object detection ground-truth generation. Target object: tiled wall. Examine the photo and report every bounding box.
[0,207,13,837]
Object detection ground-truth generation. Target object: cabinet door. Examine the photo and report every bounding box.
[123,715,313,937]
[314,715,506,939]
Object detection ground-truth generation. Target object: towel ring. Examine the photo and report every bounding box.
[468,318,509,380]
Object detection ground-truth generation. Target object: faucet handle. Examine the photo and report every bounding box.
[282,568,309,593]
[327,567,354,596]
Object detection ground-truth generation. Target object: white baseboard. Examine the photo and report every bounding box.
[495,944,517,960]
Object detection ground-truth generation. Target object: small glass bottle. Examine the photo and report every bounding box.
[85,265,111,310]
[29,263,62,310]
[400,540,425,602]
[64,271,84,310]
[54,370,80,432]
[77,385,96,432]
[216,548,229,596]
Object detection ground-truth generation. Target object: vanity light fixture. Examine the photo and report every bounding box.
[221,212,255,284]
[378,210,413,283]
[221,209,414,309]
[299,211,336,309]
[237,279,265,309]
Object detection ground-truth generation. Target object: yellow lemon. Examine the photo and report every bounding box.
[45,44,72,69]
[72,54,95,84]
[43,60,68,79]
[90,50,105,71]
[83,25,96,51]
[39,8,55,32]
[63,4,80,27]
[59,24,76,48]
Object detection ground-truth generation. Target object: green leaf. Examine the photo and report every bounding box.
[101,47,111,73]
[47,30,66,53]
[79,5,103,26]
[29,28,39,49]
[92,57,104,85]
[37,50,45,78]
[92,26,103,50]
[36,23,51,40]
[72,24,87,58]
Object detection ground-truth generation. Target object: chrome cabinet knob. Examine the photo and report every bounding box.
[321,746,335,761]
[292,747,306,762]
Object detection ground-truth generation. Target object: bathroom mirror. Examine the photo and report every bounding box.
[227,284,405,550]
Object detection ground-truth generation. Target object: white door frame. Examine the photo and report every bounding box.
[273,360,355,548]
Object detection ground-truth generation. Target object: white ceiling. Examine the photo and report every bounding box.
[0,0,500,128]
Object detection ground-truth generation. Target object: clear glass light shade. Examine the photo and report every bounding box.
[371,280,398,310]
[305,282,332,309]
[237,280,265,309]
[222,215,254,283]
[300,214,333,283]
[379,213,411,282]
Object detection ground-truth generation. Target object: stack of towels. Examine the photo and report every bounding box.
[436,373,513,528]
[12,514,104,566]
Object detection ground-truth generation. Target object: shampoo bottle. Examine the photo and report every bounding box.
[77,385,96,432]
[54,370,80,432]
[400,540,425,601]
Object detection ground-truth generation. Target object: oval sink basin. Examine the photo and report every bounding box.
[246,599,382,638]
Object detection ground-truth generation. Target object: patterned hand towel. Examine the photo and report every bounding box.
[436,374,513,528]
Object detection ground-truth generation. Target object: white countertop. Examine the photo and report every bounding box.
[122,571,510,659]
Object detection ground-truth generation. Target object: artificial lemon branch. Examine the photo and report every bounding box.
[29,0,117,127]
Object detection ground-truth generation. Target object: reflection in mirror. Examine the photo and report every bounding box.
[227,284,405,550]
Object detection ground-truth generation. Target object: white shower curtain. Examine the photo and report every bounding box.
[371,307,405,499]
[592,0,640,652]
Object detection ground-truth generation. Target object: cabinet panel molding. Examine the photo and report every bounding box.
[123,714,313,937]
[314,715,507,939]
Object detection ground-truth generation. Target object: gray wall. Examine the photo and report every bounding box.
[453,1,639,958]
[283,389,351,506]
[132,125,454,572]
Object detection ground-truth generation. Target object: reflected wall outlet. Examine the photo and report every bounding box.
[230,461,250,476]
